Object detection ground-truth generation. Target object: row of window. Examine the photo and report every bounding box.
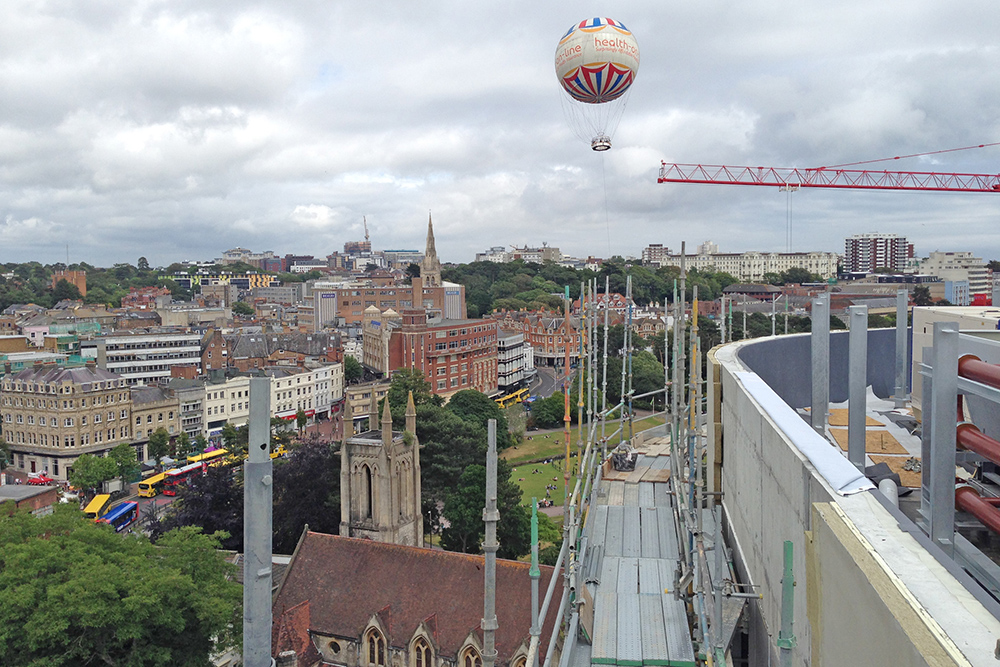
[3,393,124,408]
[7,426,128,446]
[4,410,128,426]
[362,630,497,667]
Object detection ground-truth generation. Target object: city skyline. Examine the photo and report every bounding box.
[2,2,999,266]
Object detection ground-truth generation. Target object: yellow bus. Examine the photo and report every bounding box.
[137,472,168,498]
[83,494,112,520]
[495,387,530,408]
[187,449,228,466]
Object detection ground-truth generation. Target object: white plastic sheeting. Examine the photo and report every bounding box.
[736,372,874,495]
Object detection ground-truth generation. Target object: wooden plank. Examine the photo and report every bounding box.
[869,454,923,488]
[828,408,882,426]
[829,427,908,455]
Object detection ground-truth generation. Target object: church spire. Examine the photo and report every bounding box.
[381,396,393,445]
[405,390,417,435]
[421,212,442,288]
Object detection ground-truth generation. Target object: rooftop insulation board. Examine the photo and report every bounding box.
[618,557,639,594]
[639,594,670,666]
[638,482,656,507]
[640,507,661,559]
[604,505,625,557]
[662,594,696,667]
[624,482,640,506]
[622,506,642,558]
[617,594,644,667]
[591,590,618,666]
[637,558,661,595]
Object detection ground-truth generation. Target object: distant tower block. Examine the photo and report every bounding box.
[340,391,422,546]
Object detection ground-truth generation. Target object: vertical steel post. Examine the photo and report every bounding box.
[713,506,725,664]
[777,541,797,667]
[929,322,958,555]
[602,277,609,451]
[771,294,776,337]
[482,420,499,667]
[718,295,726,348]
[894,288,909,408]
[243,376,273,667]
[529,498,541,667]
[848,305,868,471]
[810,295,830,434]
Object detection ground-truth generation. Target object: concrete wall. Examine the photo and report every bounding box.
[713,335,1000,666]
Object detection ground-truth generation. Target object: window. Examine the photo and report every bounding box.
[366,630,386,667]
[461,648,482,667]
[413,638,432,667]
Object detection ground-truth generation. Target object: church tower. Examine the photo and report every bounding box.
[420,213,442,288]
[339,391,423,546]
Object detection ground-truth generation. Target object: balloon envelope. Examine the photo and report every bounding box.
[555,18,640,105]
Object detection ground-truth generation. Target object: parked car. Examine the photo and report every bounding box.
[27,473,55,486]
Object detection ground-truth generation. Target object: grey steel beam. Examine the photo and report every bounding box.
[810,295,830,434]
[848,305,868,471]
[893,288,909,407]
[929,322,959,555]
[243,376,273,667]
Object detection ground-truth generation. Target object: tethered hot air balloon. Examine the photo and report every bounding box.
[555,17,640,151]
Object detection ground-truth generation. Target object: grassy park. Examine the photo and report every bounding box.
[507,414,666,509]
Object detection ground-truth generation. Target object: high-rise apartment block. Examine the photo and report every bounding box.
[844,233,911,273]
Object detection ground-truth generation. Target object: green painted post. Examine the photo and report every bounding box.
[777,540,796,667]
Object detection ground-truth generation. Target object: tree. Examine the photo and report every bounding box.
[272,436,341,554]
[446,389,512,450]
[157,466,244,550]
[296,408,308,434]
[51,278,81,301]
[532,394,567,429]
[147,428,170,466]
[137,256,150,271]
[440,460,530,559]
[68,454,117,495]
[0,505,242,666]
[0,438,9,470]
[405,263,421,279]
[177,432,195,459]
[221,423,240,451]
[232,301,255,317]
[344,356,363,384]
[109,443,140,486]
[912,285,933,306]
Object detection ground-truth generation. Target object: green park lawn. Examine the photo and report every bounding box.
[507,414,666,508]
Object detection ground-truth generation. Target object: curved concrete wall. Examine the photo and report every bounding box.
[735,328,908,408]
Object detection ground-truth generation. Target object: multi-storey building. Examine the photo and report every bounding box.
[170,271,278,291]
[82,332,202,385]
[641,243,673,265]
[647,249,839,282]
[120,286,170,310]
[491,311,583,367]
[265,366,319,421]
[200,329,229,372]
[130,385,180,460]
[203,375,251,441]
[1,362,131,481]
[362,280,499,399]
[918,251,991,297]
[844,233,911,273]
[344,380,391,434]
[497,330,527,392]
[475,246,512,263]
[50,270,87,297]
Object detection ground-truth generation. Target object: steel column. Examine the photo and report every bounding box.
[848,305,868,470]
[810,295,829,434]
[929,322,959,554]
[893,288,909,408]
[243,376,274,667]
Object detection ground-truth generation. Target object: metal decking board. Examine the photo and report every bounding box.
[637,558,661,595]
[591,590,617,665]
[607,481,626,506]
[623,482,640,506]
[657,560,677,596]
[653,483,672,507]
[640,507,661,559]
[657,507,679,558]
[662,595,696,667]
[618,557,639,593]
[639,594,670,666]
[650,456,671,470]
[638,482,656,507]
[601,556,621,590]
[590,505,610,546]
[617,594,643,667]
[622,506,642,558]
[604,506,625,557]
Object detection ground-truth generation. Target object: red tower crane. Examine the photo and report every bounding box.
[657,143,1000,192]
[658,163,1000,192]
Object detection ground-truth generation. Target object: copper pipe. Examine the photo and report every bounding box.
[956,486,1000,534]
[956,423,1000,466]
[959,355,1000,390]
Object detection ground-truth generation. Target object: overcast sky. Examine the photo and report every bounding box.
[2,1,1000,268]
